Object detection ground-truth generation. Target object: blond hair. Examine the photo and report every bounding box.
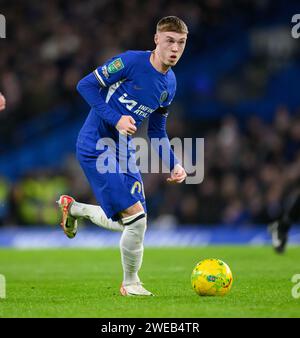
[156,16,188,34]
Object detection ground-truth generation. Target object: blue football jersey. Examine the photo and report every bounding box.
[94,50,176,123]
[77,51,176,147]
[76,50,179,219]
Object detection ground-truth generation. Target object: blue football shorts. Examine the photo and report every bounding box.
[76,149,147,222]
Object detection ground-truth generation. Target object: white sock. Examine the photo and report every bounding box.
[120,211,146,285]
[70,201,124,232]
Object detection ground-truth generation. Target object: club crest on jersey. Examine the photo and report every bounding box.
[108,58,124,74]
[160,90,168,104]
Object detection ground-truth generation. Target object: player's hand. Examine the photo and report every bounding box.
[116,115,137,136]
[167,164,187,184]
[0,93,6,111]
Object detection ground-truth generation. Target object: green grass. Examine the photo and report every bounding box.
[0,246,299,318]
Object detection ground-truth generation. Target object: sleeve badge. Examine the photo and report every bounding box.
[107,58,124,74]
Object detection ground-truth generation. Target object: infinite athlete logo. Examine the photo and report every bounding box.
[118,93,154,118]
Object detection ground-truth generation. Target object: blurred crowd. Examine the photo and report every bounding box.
[0,0,299,227]
[0,105,299,226]
[0,0,277,149]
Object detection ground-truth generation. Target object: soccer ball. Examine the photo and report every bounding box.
[191,258,233,296]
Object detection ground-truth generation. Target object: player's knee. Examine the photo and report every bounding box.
[121,201,144,219]
[122,211,146,227]
[122,211,147,241]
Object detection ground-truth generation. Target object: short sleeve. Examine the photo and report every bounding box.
[93,51,134,88]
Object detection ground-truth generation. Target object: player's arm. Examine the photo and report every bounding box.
[0,93,6,111]
[76,72,122,127]
[148,107,186,183]
[76,52,136,134]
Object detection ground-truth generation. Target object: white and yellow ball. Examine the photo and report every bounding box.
[191,258,233,296]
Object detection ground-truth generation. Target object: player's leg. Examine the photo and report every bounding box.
[71,148,152,295]
[269,191,300,253]
[57,194,124,238]
[57,155,125,237]
[119,201,153,296]
[70,199,124,231]
[57,150,137,238]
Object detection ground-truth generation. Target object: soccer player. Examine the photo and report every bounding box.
[57,16,188,296]
[269,189,300,253]
[0,93,6,111]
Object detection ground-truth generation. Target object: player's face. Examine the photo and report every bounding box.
[155,31,187,67]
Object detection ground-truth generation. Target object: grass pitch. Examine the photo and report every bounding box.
[0,246,299,318]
